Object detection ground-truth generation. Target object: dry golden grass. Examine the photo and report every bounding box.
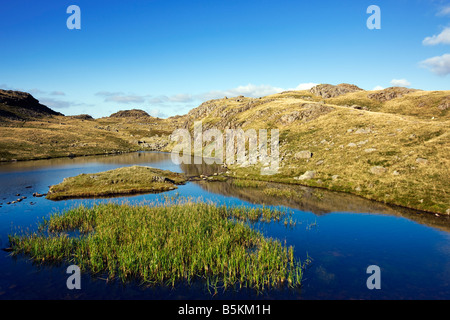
[189,90,449,214]
[46,166,186,200]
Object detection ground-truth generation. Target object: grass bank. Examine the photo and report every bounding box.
[46,166,187,200]
[8,201,304,292]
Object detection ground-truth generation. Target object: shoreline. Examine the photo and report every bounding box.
[1,149,448,216]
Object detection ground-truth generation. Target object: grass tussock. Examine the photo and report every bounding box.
[232,179,267,188]
[8,201,304,292]
[46,166,186,200]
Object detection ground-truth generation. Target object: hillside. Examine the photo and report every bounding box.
[0,84,448,214]
[166,84,449,214]
[0,89,63,121]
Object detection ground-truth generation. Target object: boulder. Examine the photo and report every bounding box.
[370,166,387,175]
[295,171,316,180]
[294,150,313,159]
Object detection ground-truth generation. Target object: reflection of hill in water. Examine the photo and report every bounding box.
[194,179,450,232]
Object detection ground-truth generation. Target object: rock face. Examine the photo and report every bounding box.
[310,84,364,99]
[437,96,450,111]
[367,87,418,102]
[0,89,64,120]
[110,109,151,118]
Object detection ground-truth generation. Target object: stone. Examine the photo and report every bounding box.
[294,150,313,159]
[354,128,372,134]
[392,170,400,176]
[364,148,377,153]
[332,175,339,181]
[416,158,428,165]
[370,166,387,175]
[347,143,357,148]
[357,140,369,146]
[295,171,316,180]
[316,160,324,166]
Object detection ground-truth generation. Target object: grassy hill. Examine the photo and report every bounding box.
[164,85,449,215]
[0,85,448,214]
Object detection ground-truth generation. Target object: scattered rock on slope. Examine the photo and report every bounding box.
[367,87,419,102]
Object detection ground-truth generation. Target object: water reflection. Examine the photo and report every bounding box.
[0,151,448,300]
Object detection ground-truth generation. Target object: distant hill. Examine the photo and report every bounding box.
[0,89,64,120]
[109,109,151,118]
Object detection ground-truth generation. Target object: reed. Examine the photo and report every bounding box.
[8,199,303,291]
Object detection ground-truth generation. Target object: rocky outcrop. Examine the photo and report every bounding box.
[437,96,450,111]
[0,89,64,120]
[110,109,151,118]
[310,84,364,99]
[367,87,418,102]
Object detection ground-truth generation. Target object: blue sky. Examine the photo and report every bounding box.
[0,0,449,118]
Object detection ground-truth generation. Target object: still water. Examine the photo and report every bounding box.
[0,152,448,299]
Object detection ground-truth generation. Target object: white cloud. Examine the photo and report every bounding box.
[168,93,194,103]
[390,79,411,87]
[50,91,65,96]
[372,85,384,91]
[28,88,46,95]
[423,27,450,46]
[148,108,168,118]
[294,83,318,90]
[420,53,450,76]
[437,6,450,16]
[95,91,148,104]
[199,84,286,101]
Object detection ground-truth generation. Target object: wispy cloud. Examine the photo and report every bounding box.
[423,27,450,46]
[437,6,450,16]
[148,108,168,118]
[39,97,74,109]
[420,53,450,76]
[390,79,411,87]
[50,91,65,96]
[28,88,46,95]
[95,91,148,104]
[168,94,194,103]
[198,84,286,101]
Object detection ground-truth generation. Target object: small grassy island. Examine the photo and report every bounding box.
[8,201,304,291]
[46,166,187,200]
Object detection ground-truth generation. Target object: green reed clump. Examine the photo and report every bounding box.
[8,201,303,291]
[232,179,267,188]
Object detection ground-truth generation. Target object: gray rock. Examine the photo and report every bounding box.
[354,128,372,134]
[364,148,377,153]
[370,166,387,175]
[294,150,313,159]
[347,143,357,148]
[295,171,316,180]
[416,158,428,165]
